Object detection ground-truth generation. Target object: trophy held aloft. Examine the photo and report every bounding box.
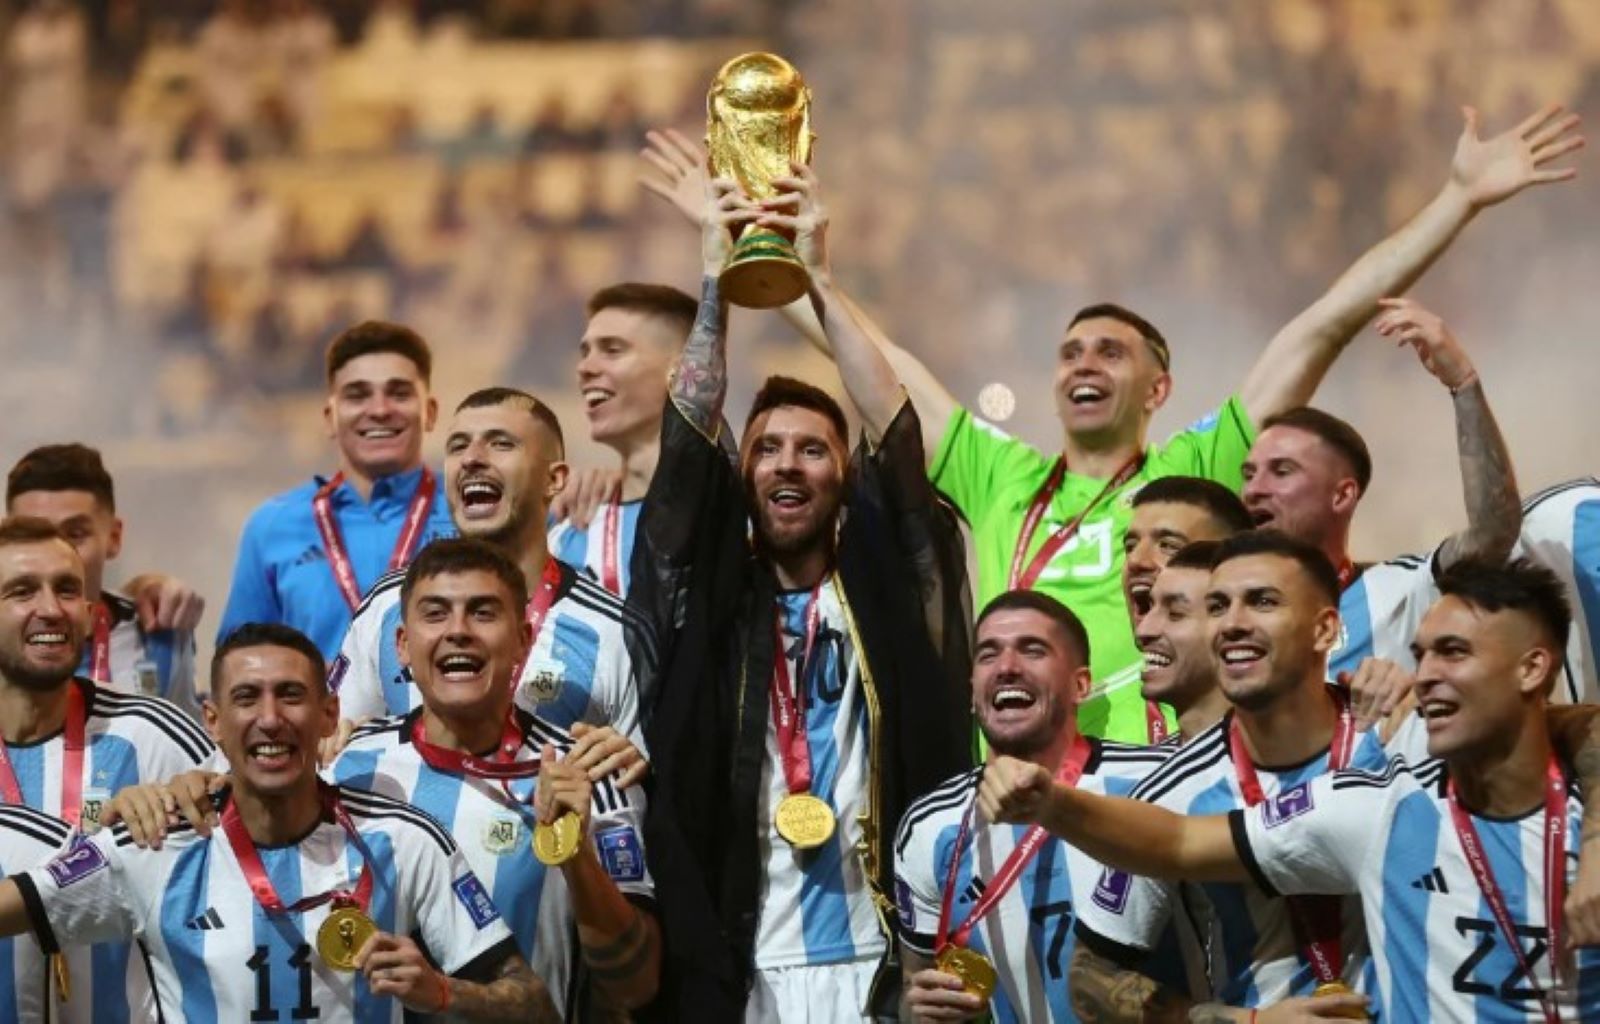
[707,52,815,309]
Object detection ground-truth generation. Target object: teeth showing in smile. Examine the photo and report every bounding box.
[361,428,399,439]
[27,633,67,646]
[992,687,1036,710]
[771,488,807,507]
[439,654,484,677]
[1142,649,1172,669]
[1220,646,1264,665]
[461,480,502,507]
[250,743,291,758]
[583,389,613,409]
[1069,385,1106,403]
[1420,701,1458,720]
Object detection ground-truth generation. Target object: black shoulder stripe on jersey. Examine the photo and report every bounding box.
[1522,477,1600,514]
[0,804,73,847]
[90,689,216,762]
[1374,553,1428,572]
[564,582,662,672]
[521,713,577,753]
[895,769,979,854]
[1096,739,1173,765]
[111,818,197,849]
[353,568,407,619]
[1330,755,1430,792]
[349,713,409,744]
[1128,728,1228,804]
[337,786,456,854]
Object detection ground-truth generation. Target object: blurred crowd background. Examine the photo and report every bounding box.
[3,0,1598,644]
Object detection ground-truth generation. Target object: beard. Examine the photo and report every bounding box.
[0,647,77,693]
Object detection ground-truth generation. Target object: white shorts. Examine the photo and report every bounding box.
[744,956,880,1022]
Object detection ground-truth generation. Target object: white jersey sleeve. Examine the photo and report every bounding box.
[407,836,518,977]
[1517,478,1600,705]
[20,831,141,950]
[891,769,976,956]
[1233,763,1396,898]
[1329,551,1441,678]
[331,574,401,723]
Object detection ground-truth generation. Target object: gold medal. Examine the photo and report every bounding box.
[317,905,378,971]
[1312,981,1368,1020]
[935,945,997,1003]
[774,793,836,849]
[532,811,583,865]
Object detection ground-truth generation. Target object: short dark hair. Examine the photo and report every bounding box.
[1132,476,1252,535]
[1259,407,1373,496]
[1069,302,1170,371]
[1436,558,1572,657]
[744,376,849,447]
[976,589,1092,666]
[587,282,697,340]
[325,320,433,385]
[0,516,73,553]
[1213,529,1341,607]
[1167,539,1224,572]
[400,537,529,618]
[7,444,116,512]
[211,622,327,697]
[455,386,565,459]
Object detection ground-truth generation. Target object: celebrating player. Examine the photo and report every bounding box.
[985,559,1600,1019]
[0,621,556,1022]
[1243,299,1523,681]
[217,321,454,657]
[1122,476,1255,625]
[1134,540,1236,746]
[329,388,654,767]
[331,538,660,1016]
[894,591,1169,1023]
[7,444,202,716]
[632,165,971,1020]
[0,516,215,1022]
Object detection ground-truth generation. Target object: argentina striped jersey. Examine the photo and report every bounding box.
[1516,478,1600,705]
[547,500,641,596]
[0,805,77,1023]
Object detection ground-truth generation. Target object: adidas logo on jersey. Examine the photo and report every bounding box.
[1409,867,1449,893]
[184,908,225,930]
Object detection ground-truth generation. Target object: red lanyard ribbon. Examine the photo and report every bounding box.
[600,488,623,596]
[1006,455,1143,591]
[936,734,1092,952]
[1145,702,1169,744]
[312,468,436,611]
[87,603,111,684]
[223,783,375,915]
[0,682,86,826]
[1336,560,1356,592]
[770,583,825,796]
[1231,689,1355,984]
[1447,756,1568,1024]
[508,558,564,685]
[410,715,538,783]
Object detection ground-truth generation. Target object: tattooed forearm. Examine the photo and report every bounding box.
[447,953,560,1023]
[1068,942,1190,1023]
[1439,379,1521,568]
[670,275,730,436]
[582,909,660,1006]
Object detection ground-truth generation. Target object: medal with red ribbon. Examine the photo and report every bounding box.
[600,486,623,596]
[1007,455,1165,741]
[312,468,436,611]
[223,782,379,971]
[509,558,564,691]
[1447,755,1569,1024]
[0,680,87,827]
[1232,688,1359,999]
[86,602,111,684]
[771,583,837,850]
[934,733,1094,1002]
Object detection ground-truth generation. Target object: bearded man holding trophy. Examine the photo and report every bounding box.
[632,51,973,1023]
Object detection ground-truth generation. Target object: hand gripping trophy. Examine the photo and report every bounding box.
[706,52,816,309]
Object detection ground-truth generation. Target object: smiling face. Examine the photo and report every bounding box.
[205,644,335,799]
[1123,500,1229,622]
[1136,563,1216,708]
[575,307,680,452]
[398,568,531,725]
[1411,596,1555,761]
[972,607,1090,758]
[741,405,846,560]
[1053,316,1169,446]
[323,352,437,480]
[0,538,89,692]
[1240,425,1358,542]
[1205,552,1339,711]
[443,402,567,547]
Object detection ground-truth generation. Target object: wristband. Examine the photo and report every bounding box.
[435,973,452,1013]
[1447,369,1480,395]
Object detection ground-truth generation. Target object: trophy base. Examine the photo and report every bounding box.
[720,231,810,309]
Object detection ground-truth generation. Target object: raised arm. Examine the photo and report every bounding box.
[977,755,1248,883]
[642,129,958,455]
[1239,103,1583,425]
[1373,298,1520,568]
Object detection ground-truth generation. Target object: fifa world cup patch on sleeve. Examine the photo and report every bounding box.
[894,877,915,929]
[452,873,501,929]
[1263,783,1314,828]
[597,827,645,882]
[47,835,108,888]
[1091,868,1132,914]
[326,654,350,693]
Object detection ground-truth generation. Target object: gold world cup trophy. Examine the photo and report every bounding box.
[707,52,816,309]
